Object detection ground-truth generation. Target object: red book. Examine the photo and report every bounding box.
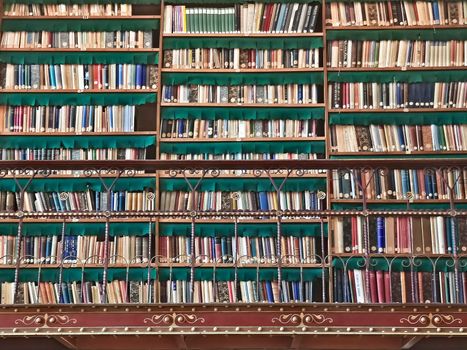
[369,271,378,303]
[376,270,385,303]
[351,217,357,252]
[384,271,391,302]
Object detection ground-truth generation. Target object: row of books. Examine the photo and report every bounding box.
[334,269,466,304]
[159,191,324,212]
[4,3,134,17]
[2,105,137,133]
[0,279,321,304]
[332,168,467,200]
[328,82,467,110]
[162,84,320,104]
[330,124,467,153]
[0,235,150,265]
[160,118,321,139]
[331,216,464,255]
[159,152,320,161]
[163,48,320,70]
[159,235,319,264]
[2,64,158,90]
[1,31,153,49]
[0,190,156,213]
[163,3,320,34]
[327,40,467,68]
[326,0,466,27]
[1,148,147,161]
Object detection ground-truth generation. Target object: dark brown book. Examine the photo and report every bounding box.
[411,217,423,254]
[421,217,432,253]
[163,50,173,68]
[239,49,249,68]
[448,2,459,24]
[366,3,378,25]
[390,271,402,303]
[188,85,198,103]
[228,86,239,103]
[355,126,373,151]
[421,272,434,303]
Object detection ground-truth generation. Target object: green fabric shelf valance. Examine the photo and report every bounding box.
[158,267,323,282]
[0,93,156,106]
[1,135,155,149]
[161,106,324,120]
[163,37,323,49]
[159,222,328,237]
[5,0,159,4]
[2,19,159,32]
[0,177,155,192]
[160,177,326,192]
[165,0,317,3]
[159,141,325,155]
[0,268,156,283]
[331,203,467,210]
[329,112,467,126]
[0,52,158,65]
[326,28,467,41]
[163,72,323,85]
[328,71,467,83]
[0,222,153,237]
[332,257,467,272]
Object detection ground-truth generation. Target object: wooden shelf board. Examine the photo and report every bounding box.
[3,15,161,19]
[327,66,467,72]
[326,24,467,30]
[163,32,323,37]
[161,68,323,73]
[158,218,328,224]
[329,108,467,113]
[1,48,159,52]
[330,199,467,203]
[1,89,157,93]
[1,131,157,136]
[161,103,325,108]
[158,173,328,179]
[160,137,325,142]
[331,151,467,156]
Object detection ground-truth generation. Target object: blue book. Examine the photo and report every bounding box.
[265,281,274,302]
[221,237,228,261]
[88,106,94,130]
[401,169,409,196]
[446,218,453,253]
[141,65,147,88]
[118,64,123,89]
[118,191,125,210]
[275,4,286,32]
[82,105,87,130]
[298,84,303,103]
[432,1,440,24]
[376,217,385,253]
[49,64,56,89]
[136,64,142,89]
[250,239,257,259]
[95,190,100,211]
[411,169,419,196]
[258,191,268,211]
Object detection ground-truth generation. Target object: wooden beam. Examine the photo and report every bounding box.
[290,335,302,349]
[401,336,424,350]
[53,336,77,350]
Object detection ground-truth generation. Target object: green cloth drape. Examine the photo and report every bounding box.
[0,93,156,106]
[1,135,155,149]
[326,29,467,41]
[158,267,323,282]
[164,37,323,49]
[329,112,467,126]
[159,141,325,155]
[160,177,326,191]
[159,222,328,237]
[0,177,155,192]
[0,222,154,236]
[0,52,158,65]
[328,71,467,83]
[2,19,159,32]
[163,72,323,85]
[161,107,324,120]
[332,203,467,210]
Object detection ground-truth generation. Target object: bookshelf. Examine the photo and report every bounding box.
[0,0,467,346]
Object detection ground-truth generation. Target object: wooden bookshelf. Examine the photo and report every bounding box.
[326,24,467,30]
[163,33,324,37]
[327,66,467,72]
[3,15,161,19]
[161,103,326,107]
[161,68,323,73]
[1,48,160,52]
[160,137,325,142]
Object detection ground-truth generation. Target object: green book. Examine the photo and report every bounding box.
[186,8,191,33]
[194,8,200,34]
